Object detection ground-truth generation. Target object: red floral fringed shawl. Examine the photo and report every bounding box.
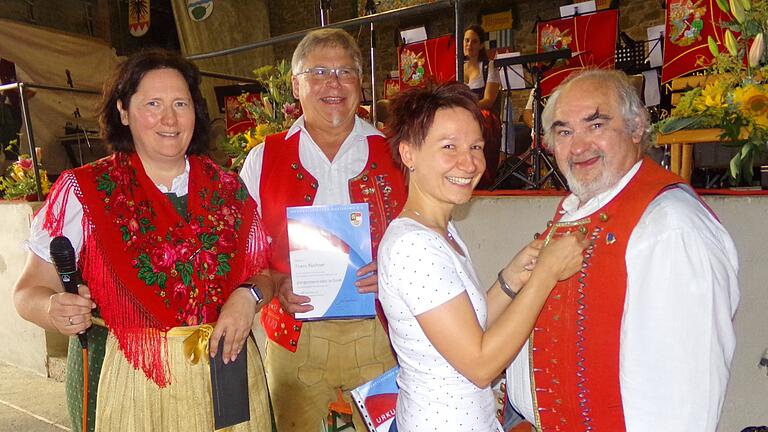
[43,152,269,387]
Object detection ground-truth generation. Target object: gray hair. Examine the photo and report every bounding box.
[291,28,363,77]
[541,69,650,151]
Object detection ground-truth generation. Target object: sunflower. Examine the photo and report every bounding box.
[694,81,728,112]
[733,84,768,128]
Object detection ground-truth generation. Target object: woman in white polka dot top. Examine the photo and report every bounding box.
[378,82,588,432]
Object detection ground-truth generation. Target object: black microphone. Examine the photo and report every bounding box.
[50,236,88,349]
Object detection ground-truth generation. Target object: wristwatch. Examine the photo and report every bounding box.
[238,282,265,305]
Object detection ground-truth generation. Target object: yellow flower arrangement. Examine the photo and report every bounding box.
[220,60,300,171]
[0,152,51,200]
[655,0,768,184]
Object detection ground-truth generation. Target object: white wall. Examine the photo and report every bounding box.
[0,201,54,376]
[454,195,768,431]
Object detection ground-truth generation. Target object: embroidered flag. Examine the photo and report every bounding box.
[537,9,619,96]
[187,0,214,22]
[398,35,456,90]
[128,0,150,37]
[661,0,730,83]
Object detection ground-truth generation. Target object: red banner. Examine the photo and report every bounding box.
[661,0,730,83]
[398,35,456,90]
[537,9,619,97]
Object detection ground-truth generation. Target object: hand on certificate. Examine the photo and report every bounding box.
[275,273,313,315]
[354,261,378,294]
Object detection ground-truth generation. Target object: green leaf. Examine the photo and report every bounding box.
[729,153,741,180]
[708,36,720,57]
[157,272,168,289]
[216,261,231,276]
[658,116,707,133]
[138,253,151,267]
[200,233,220,249]
[176,262,193,286]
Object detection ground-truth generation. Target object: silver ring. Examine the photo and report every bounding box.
[68,317,74,326]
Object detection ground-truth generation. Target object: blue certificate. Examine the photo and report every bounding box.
[287,203,374,320]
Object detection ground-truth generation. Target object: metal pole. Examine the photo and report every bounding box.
[186,0,454,61]
[370,21,377,125]
[198,70,262,84]
[455,0,463,83]
[319,0,331,26]
[17,83,43,201]
[0,82,99,95]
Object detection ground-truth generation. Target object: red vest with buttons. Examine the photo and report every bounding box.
[530,159,684,431]
[258,130,406,352]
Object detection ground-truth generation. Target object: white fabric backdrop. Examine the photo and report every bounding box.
[0,18,120,174]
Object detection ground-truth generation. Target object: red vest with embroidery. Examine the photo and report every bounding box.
[530,159,684,431]
[258,130,406,351]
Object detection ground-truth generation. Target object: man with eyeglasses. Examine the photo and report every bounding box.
[240,28,406,431]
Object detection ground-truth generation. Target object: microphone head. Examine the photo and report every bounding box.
[50,236,77,274]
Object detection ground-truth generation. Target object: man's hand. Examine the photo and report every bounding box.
[275,273,313,315]
[355,261,378,294]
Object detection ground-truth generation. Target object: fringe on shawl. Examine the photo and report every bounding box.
[239,201,271,283]
[41,172,77,236]
[44,170,172,388]
[80,218,172,387]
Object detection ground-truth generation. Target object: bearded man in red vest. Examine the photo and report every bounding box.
[240,28,406,431]
[505,69,739,431]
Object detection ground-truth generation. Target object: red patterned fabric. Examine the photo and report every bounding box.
[258,131,406,351]
[530,159,682,430]
[537,9,619,97]
[43,152,268,386]
[661,0,731,83]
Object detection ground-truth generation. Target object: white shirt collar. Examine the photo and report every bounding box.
[286,115,384,141]
[560,159,643,220]
[155,157,190,196]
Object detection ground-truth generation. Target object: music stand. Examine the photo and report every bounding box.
[491,49,571,190]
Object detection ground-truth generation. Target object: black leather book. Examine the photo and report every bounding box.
[210,337,250,429]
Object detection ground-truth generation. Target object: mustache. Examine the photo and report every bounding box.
[567,152,604,169]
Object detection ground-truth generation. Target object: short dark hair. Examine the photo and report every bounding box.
[98,48,210,154]
[386,81,484,169]
[464,24,489,63]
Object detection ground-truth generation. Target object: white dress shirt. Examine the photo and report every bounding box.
[239,115,382,213]
[506,160,740,431]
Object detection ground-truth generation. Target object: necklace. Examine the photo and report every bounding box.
[402,208,454,241]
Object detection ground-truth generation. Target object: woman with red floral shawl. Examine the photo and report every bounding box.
[13,49,273,431]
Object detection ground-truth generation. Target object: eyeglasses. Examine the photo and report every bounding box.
[297,67,359,83]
